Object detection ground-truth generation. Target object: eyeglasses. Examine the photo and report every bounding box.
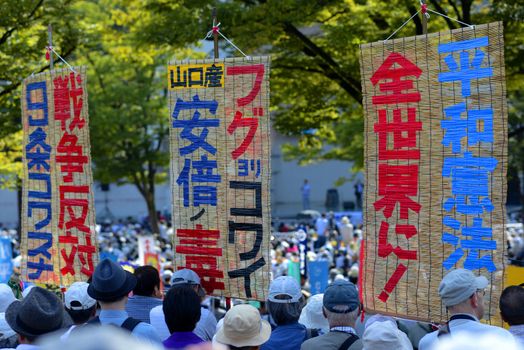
[476,289,486,296]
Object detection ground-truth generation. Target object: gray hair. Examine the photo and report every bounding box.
[324,307,359,327]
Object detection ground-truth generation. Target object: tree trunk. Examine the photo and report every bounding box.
[144,190,160,234]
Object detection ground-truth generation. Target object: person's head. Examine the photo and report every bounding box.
[162,269,173,286]
[215,304,271,350]
[348,265,359,285]
[171,269,205,300]
[267,276,304,326]
[362,317,413,350]
[65,282,97,325]
[499,284,524,325]
[0,283,16,312]
[298,294,329,333]
[5,287,70,343]
[133,265,161,298]
[438,269,488,319]
[322,280,360,328]
[87,259,137,308]
[163,285,201,334]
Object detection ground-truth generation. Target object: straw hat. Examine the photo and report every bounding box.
[215,304,271,347]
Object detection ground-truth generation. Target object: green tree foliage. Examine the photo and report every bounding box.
[205,0,522,171]
[73,0,206,233]
[0,0,522,223]
[0,0,82,138]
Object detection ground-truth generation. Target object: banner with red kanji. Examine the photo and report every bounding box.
[168,57,271,300]
[360,23,507,324]
[21,67,98,287]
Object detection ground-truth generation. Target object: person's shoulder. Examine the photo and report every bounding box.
[201,307,217,323]
[150,304,163,316]
[478,322,515,337]
[418,329,438,350]
[301,332,347,349]
[348,338,363,350]
[134,321,160,338]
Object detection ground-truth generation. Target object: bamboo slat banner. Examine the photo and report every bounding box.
[360,22,507,324]
[168,57,271,300]
[21,67,98,287]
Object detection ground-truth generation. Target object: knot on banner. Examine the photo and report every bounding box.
[45,46,52,61]
[212,26,220,34]
[421,3,428,14]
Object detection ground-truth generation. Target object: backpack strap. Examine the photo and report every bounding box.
[305,328,319,340]
[337,333,359,350]
[85,316,139,332]
[121,317,141,332]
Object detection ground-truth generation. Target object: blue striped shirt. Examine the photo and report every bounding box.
[125,295,163,324]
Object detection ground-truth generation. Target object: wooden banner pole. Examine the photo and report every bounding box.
[48,24,54,70]
[421,0,428,34]
[212,8,219,59]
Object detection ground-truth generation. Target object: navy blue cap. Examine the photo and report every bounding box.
[323,280,359,313]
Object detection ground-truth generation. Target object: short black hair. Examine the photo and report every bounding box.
[65,304,96,325]
[163,285,201,333]
[267,294,303,326]
[500,285,524,325]
[133,266,160,296]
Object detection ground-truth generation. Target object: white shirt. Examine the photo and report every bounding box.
[149,305,217,341]
[510,324,524,347]
[315,218,329,236]
[418,314,516,350]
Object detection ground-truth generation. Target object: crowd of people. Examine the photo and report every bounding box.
[0,212,522,349]
[0,258,520,350]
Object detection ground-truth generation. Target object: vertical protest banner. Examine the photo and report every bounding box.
[288,260,301,285]
[308,260,329,295]
[360,22,507,324]
[21,67,98,287]
[138,236,160,270]
[0,238,13,283]
[168,57,271,300]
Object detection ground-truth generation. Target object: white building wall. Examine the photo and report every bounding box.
[270,131,363,219]
[0,129,362,226]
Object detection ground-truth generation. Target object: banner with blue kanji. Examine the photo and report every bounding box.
[168,57,271,300]
[360,22,507,324]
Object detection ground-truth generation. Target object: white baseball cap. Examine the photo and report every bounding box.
[438,269,488,307]
[65,282,97,310]
[268,276,302,303]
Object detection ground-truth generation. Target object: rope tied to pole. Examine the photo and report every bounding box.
[44,46,77,73]
[203,22,249,58]
[384,0,474,42]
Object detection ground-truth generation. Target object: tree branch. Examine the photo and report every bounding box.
[0,0,44,46]
[509,126,524,138]
[446,0,462,22]
[272,64,323,74]
[0,45,75,98]
[428,0,457,29]
[282,21,362,104]
[407,4,423,35]
[319,9,349,24]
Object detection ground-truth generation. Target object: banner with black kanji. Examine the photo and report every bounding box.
[168,57,271,300]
